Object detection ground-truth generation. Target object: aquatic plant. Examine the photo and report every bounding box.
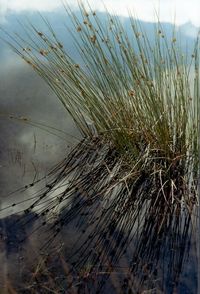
[1,2,199,293]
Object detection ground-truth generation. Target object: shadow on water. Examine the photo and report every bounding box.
[0,138,197,293]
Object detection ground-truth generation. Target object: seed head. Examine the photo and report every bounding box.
[50,45,57,50]
[90,35,97,44]
[80,90,85,96]
[23,47,31,52]
[39,49,48,56]
[128,90,135,97]
[26,59,32,65]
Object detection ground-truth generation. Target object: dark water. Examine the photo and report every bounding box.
[0,10,199,293]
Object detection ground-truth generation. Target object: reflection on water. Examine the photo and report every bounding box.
[0,54,80,205]
[0,138,198,293]
[0,208,197,293]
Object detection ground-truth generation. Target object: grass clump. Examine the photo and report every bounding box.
[1,2,199,293]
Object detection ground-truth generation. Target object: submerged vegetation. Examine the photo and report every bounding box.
[1,2,199,293]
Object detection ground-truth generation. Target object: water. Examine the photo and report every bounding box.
[0,51,82,293]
